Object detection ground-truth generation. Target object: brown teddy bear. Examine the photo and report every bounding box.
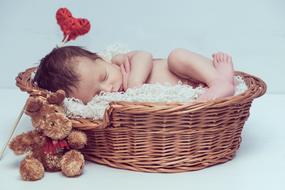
[9,90,88,181]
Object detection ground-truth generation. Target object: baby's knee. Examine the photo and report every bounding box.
[167,48,189,64]
[167,48,189,72]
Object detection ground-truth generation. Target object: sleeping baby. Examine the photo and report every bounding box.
[34,46,235,104]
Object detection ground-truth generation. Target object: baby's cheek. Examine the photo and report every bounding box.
[75,91,93,104]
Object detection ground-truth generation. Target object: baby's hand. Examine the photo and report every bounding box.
[111,54,128,67]
[120,59,131,91]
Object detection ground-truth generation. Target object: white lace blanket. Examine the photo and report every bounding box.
[64,76,247,120]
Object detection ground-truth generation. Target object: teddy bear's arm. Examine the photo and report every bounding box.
[9,131,46,155]
[67,130,87,149]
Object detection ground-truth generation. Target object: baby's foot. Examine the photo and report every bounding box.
[196,52,235,102]
[212,52,234,85]
[196,78,234,101]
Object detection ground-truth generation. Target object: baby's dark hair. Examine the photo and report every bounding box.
[34,46,101,96]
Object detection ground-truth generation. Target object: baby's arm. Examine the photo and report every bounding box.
[125,51,153,89]
[112,51,153,89]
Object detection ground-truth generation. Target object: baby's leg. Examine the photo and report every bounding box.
[167,48,234,101]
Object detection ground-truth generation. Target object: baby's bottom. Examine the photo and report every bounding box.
[167,48,234,101]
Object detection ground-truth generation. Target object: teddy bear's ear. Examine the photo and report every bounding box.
[25,97,43,116]
[47,90,66,105]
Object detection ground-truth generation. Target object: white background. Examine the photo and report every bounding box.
[0,0,284,189]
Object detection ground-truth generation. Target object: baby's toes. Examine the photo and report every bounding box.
[221,53,227,62]
[212,56,218,66]
[223,53,232,63]
[217,52,224,62]
[227,54,233,63]
[212,53,219,62]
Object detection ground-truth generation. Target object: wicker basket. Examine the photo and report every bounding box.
[16,67,266,173]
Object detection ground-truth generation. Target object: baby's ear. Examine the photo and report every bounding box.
[47,90,66,105]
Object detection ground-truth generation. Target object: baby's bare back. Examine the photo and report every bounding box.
[146,59,186,85]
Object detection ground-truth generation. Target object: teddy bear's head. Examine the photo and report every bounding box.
[25,90,73,140]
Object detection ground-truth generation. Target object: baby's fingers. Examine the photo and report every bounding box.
[123,60,131,73]
[120,64,126,74]
[120,65,128,90]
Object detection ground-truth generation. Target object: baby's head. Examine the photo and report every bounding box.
[34,46,123,104]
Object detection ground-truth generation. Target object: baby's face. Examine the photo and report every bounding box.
[70,57,123,104]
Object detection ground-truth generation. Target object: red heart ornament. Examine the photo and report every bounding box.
[56,8,91,42]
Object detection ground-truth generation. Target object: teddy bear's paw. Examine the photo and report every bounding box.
[20,157,44,181]
[61,150,85,177]
[9,131,46,155]
[67,131,87,149]
[43,113,72,140]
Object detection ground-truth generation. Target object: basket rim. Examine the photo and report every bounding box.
[16,66,267,129]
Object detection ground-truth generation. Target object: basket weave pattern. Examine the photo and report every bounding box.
[16,67,266,172]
